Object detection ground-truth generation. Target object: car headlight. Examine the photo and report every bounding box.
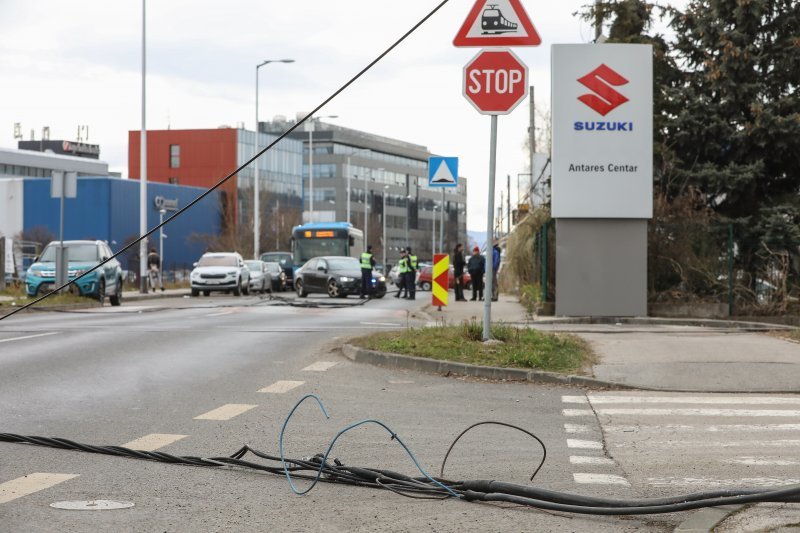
[73,269,88,277]
[340,276,354,282]
[190,271,200,279]
[226,271,237,277]
[379,276,386,282]
[26,268,33,277]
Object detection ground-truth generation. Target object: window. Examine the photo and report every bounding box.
[169,177,179,184]
[169,145,180,168]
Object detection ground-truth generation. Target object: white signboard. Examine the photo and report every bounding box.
[4,237,13,276]
[551,44,653,218]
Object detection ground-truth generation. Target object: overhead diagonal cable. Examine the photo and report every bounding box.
[0,0,451,322]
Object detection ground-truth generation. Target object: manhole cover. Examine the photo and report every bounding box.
[50,500,135,511]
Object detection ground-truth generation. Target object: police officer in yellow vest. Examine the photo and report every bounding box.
[394,249,409,298]
[360,245,376,299]
[406,247,418,300]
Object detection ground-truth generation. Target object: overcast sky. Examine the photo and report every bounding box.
[0,0,686,231]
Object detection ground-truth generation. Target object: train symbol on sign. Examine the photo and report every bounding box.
[482,4,518,34]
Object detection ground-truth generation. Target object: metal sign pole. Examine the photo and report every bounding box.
[483,115,498,341]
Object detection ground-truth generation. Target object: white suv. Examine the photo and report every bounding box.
[190,252,250,297]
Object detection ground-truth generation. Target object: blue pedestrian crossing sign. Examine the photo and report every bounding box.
[428,156,459,187]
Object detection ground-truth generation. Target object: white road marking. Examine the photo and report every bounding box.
[604,423,800,433]
[0,473,78,504]
[563,409,594,417]
[388,380,415,384]
[121,434,187,451]
[573,473,630,486]
[567,439,603,450]
[0,332,58,344]
[594,408,800,417]
[562,396,588,404]
[564,424,592,434]
[615,439,800,449]
[258,380,305,394]
[588,395,800,406]
[723,457,800,466]
[194,404,258,420]
[648,477,800,488]
[570,456,615,465]
[302,361,338,372]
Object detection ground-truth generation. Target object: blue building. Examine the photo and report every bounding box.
[21,176,222,273]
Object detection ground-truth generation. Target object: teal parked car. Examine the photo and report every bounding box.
[25,240,123,306]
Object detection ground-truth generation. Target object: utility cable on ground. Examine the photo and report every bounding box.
[3,394,800,516]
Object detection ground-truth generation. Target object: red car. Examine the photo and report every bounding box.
[416,265,472,291]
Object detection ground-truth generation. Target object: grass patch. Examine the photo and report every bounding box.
[0,283,97,307]
[353,319,595,374]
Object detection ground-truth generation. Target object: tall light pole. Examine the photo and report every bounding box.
[305,114,337,223]
[382,185,389,269]
[159,208,166,289]
[254,58,294,259]
[139,0,147,293]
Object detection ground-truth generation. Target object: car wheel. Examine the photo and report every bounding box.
[421,281,432,291]
[295,279,308,298]
[109,277,122,306]
[374,286,386,299]
[465,281,472,290]
[96,278,105,305]
[242,280,249,296]
[233,279,242,296]
[327,279,340,298]
[191,289,199,297]
[203,290,210,296]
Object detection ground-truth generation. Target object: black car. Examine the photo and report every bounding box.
[295,256,386,299]
[264,261,287,292]
[260,252,293,288]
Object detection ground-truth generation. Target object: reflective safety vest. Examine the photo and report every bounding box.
[408,254,418,271]
[360,252,373,270]
[398,256,409,274]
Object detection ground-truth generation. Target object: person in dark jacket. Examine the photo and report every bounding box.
[467,246,485,301]
[492,241,501,301]
[453,243,467,302]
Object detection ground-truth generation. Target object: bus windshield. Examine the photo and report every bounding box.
[294,239,348,264]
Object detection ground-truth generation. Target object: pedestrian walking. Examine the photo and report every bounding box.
[360,245,376,299]
[467,246,485,301]
[453,243,467,301]
[406,247,417,300]
[394,249,408,298]
[492,240,501,302]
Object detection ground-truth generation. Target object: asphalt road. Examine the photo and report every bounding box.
[2,293,791,531]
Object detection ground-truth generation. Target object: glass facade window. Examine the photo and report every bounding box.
[303,163,337,179]
[169,145,180,168]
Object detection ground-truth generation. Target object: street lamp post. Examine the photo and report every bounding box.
[159,208,166,288]
[254,58,294,259]
[306,114,337,224]
[382,185,389,269]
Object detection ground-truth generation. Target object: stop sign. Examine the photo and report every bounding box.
[463,48,529,115]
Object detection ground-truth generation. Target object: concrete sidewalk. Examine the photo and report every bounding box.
[418,293,800,393]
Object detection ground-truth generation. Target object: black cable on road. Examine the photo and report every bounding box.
[0,0,451,323]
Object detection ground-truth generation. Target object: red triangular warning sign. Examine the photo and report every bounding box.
[453,0,541,47]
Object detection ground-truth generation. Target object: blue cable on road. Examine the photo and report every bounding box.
[279,393,460,498]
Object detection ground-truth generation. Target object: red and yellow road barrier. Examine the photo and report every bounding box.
[432,253,449,308]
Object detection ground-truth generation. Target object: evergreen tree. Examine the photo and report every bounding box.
[666,0,800,259]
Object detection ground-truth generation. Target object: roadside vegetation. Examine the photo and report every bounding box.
[352,320,594,374]
[0,283,94,307]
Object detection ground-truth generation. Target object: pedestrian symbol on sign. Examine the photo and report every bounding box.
[428,157,459,188]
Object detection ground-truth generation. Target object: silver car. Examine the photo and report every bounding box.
[245,260,271,294]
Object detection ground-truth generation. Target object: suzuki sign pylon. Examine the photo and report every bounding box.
[462,48,528,115]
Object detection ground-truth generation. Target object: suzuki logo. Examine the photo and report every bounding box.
[577,64,629,116]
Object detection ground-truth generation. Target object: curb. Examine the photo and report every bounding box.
[674,505,744,533]
[341,344,634,389]
[122,290,190,302]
